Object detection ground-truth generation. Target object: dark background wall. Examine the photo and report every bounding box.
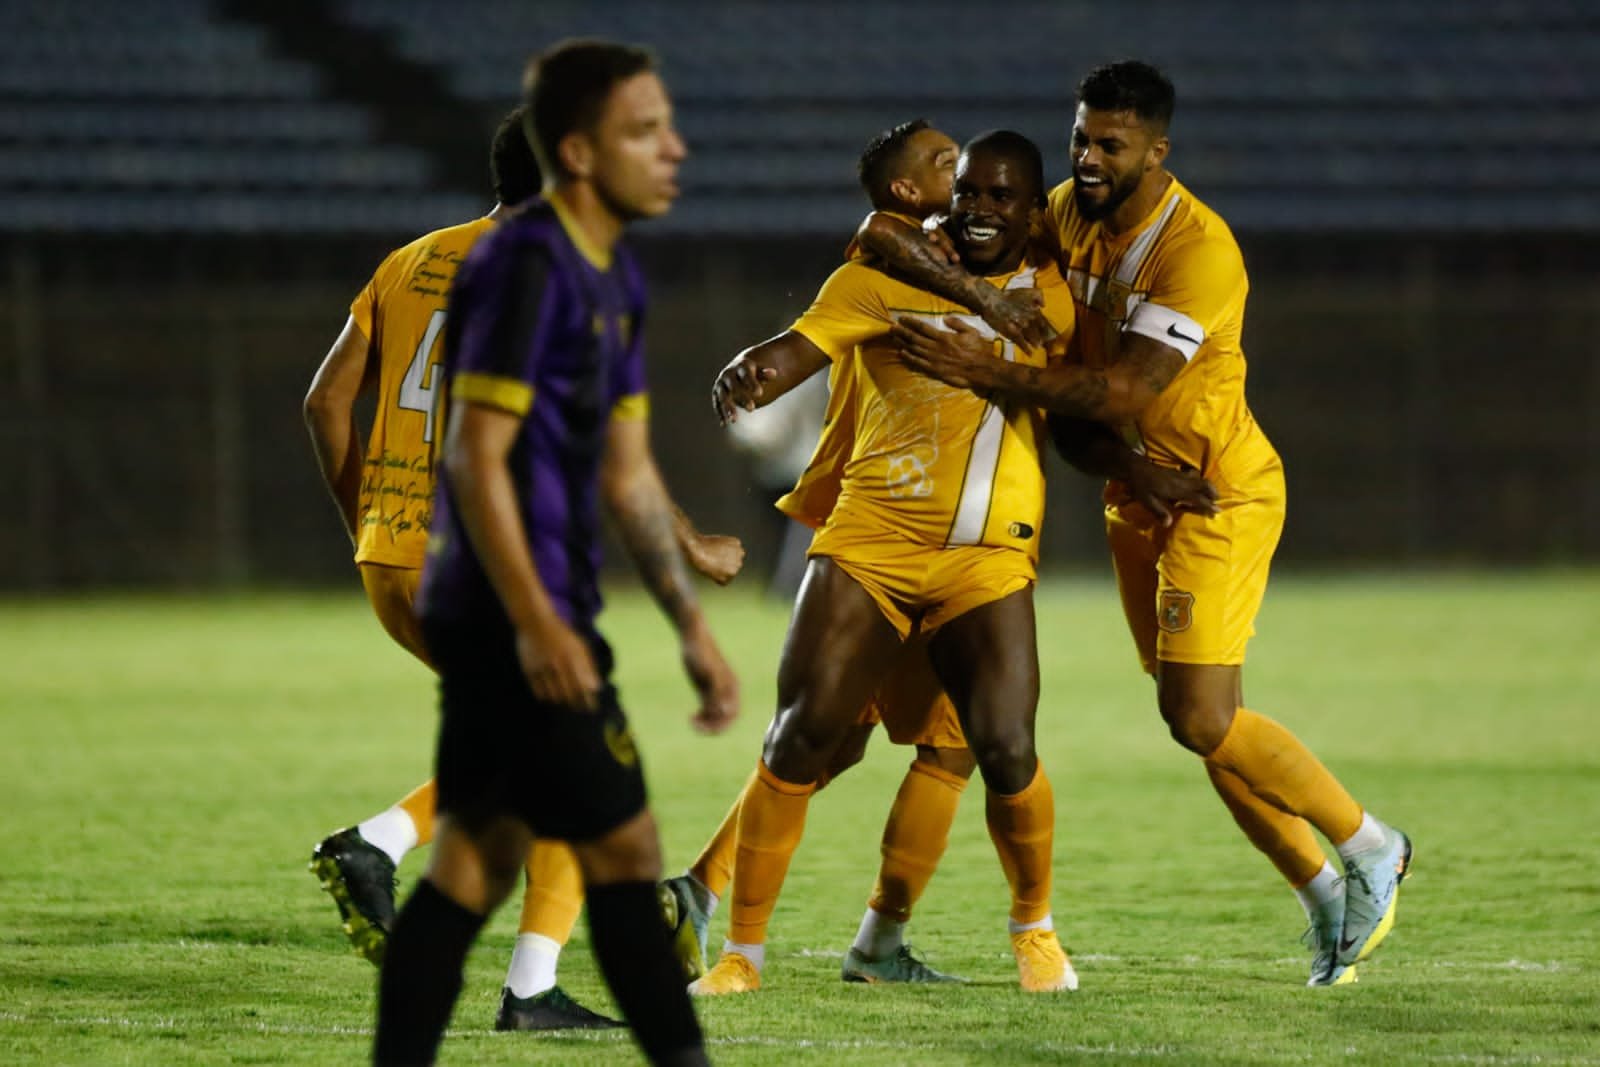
[4,231,1595,589]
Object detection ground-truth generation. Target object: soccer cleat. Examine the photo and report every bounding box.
[841,944,966,984]
[1337,825,1413,967]
[308,827,397,966]
[687,950,761,996]
[1010,928,1079,992]
[494,986,623,1031]
[1301,898,1358,987]
[660,876,710,982]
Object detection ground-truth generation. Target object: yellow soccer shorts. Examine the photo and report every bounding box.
[357,561,434,668]
[857,632,968,750]
[809,510,1035,639]
[1105,460,1285,675]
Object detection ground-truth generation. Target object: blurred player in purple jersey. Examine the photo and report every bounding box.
[373,40,737,1067]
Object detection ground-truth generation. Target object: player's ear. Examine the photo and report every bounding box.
[887,176,917,210]
[558,132,595,180]
[1146,133,1170,170]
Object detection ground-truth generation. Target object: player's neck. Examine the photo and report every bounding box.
[1102,170,1174,237]
[547,183,624,258]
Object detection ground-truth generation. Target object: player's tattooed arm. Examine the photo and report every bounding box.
[856,212,1052,348]
[1048,415,1218,526]
[891,318,1186,422]
[603,420,703,630]
[604,415,741,734]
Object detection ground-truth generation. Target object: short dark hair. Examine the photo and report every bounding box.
[857,118,932,211]
[1076,60,1176,133]
[489,107,540,205]
[521,38,656,180]
[963,129,1046,207]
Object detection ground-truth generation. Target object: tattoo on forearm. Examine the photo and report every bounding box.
[868,227,990,313]
[1020,364,1111,419]
[613,481,699,627]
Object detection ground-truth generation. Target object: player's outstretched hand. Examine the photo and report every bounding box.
[891,316,996,392]
[682,619,739,735]
[711,355,778,425]
[516,617,601,711]
[686,532,746,586]
[1125,460,1220,527]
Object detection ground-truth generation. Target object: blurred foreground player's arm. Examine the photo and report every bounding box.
[602,414,741,734]
[304,314,376,547]
[441,397,604,711]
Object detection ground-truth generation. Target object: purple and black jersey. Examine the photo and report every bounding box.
[417,197,650,636]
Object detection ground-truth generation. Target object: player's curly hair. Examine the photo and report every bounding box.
[1076,60,1176,133]
[522,39,657,180]
[858,118,933,211]
[489,107,540,205]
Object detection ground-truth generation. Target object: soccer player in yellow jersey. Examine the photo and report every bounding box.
[302,107,742,1030]
[664,120,981,987]
[691,130,1082,996]
[882,61,1413,988]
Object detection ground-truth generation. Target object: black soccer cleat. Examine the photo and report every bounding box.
[494,985,624,1031]
[308,827,397,966]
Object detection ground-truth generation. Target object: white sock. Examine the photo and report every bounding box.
[356,808,419,866]
[1293,862,1344,919]
[851,907,905,960]
[1008,914,1053,935]
[504,933,561,997]
[683,873,719,916]
[721,939,765,971]
[1334,812,1386,861]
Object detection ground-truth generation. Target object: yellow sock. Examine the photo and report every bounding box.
[985,763,1054,926]
[1207,708,1363,846]
[1204,761,1328,887]
[689,770,754,898]
[869,760,969,922]
[395,780,437,848]
[517,838,584,944]
[726,761,816,945]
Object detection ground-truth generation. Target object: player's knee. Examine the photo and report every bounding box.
[916,744,977,779]
[1157,690,1233,755]
[965,725,1035,793]
[576,810,663,885]
[762,711,835,783]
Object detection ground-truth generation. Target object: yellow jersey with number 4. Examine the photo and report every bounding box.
[1044,176,1278,495]
[790,259,1073,558]
[349,216,495,568]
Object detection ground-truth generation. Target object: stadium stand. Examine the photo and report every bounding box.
[2,0,1596,235]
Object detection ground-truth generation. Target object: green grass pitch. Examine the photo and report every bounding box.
[3,571,1598,1064]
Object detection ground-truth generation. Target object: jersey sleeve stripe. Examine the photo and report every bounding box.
[451,371,534,415]
[611,392,650,421]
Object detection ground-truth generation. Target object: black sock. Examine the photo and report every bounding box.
[586,880,707,1066]
[373,879,487,1066]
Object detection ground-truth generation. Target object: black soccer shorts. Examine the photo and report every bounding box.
[421,618,649,843]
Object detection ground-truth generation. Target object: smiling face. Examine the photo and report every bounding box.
[898,127,960,217]
[1069,103,1167,224]
[949,145,1041,275]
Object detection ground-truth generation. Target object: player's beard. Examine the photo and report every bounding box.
[1073,168,1138,222]
[595,172,672,223]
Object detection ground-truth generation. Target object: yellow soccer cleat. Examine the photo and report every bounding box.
[687,950,762,996]
[1010,928,1079,993]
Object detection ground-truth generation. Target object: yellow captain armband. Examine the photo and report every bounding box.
[611,392,650,421]
[451,372,534,416]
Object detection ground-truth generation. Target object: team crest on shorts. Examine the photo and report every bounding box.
[1158,589,1195,633]
[604,721,639,767]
